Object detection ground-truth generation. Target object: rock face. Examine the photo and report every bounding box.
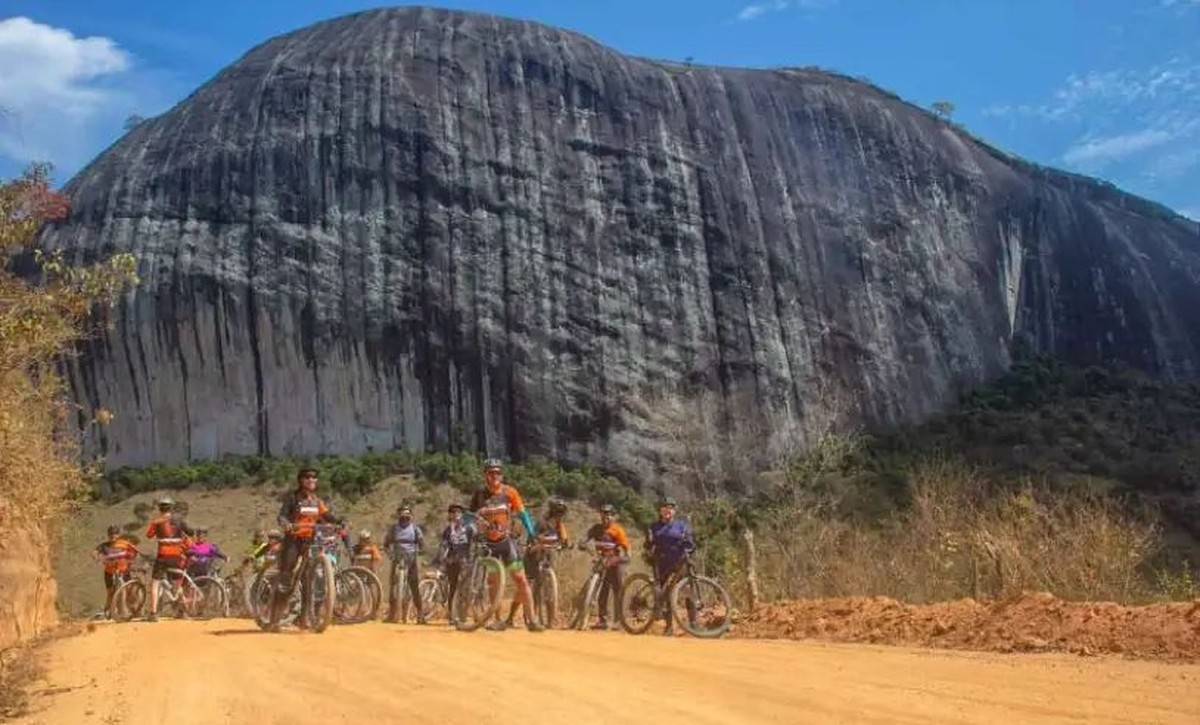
[35,7,1200,485]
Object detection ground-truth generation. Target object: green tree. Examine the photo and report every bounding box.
[931,100,956,120]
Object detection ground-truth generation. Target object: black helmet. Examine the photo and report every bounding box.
[598,503,617,516]
[297,467,319,483]
[547,499,568,517]
[107,525,121,535]
[483,457,503,471]
[658,496,678,508]
[447,503,464,513]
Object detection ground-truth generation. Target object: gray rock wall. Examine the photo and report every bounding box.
[36,7,1200,488]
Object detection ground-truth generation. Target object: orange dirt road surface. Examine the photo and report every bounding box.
[12,619,1200,725]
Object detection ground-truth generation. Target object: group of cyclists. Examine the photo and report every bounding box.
[93,457,698,633]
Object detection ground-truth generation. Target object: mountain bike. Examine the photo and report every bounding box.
[526,539,563,628]
[253,526,336,633]
[418,567,451,621]
[334,564,382,624]
[110,565,149,621]
[129,564,212,620]
[618,550,732,638]
[187,559,231,619]
[451,539,506,632]
[388,549,427,623]
[567,542,621,630]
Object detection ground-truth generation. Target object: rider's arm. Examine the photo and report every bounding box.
[612,524,632,555]
[415,525,425,552]
[276,493,296,530]
[506,487,536,539]
[556,521,570,548]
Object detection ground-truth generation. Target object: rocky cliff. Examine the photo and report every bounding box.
[34,6,1200,486]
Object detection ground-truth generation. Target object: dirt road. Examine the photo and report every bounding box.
[12,619,1200,724]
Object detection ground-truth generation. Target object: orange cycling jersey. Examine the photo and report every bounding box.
[278,491,335,539]
[146,514,192,558]
[352,543,381,566]
[586,522,631,557]
[472,484,525,543]
[96,538,139,574]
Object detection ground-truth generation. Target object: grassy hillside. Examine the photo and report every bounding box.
[64,355,1200,611]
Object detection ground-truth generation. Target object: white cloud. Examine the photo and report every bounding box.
[1061,129,1174,168]
[737,0,833,22]
[0,17,148,179]
[988,55,1200,189]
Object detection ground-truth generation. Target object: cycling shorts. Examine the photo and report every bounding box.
[152,555,186,579]
[486,539,523,571]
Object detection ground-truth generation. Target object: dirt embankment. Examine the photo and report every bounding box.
[0,526,58,652]
[735,591,1200,662]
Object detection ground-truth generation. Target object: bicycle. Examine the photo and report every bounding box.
[187,559,231,619]
[387,549,427,623]
[123,563,216,620]
[109,565,149,621]
[417,567,451,621]
[567,542,621,631]
[450,539,506,632]
[252,526,336,633]
[618,550,732,638]
[525,539,563,628]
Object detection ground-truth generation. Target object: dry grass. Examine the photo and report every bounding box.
[749,459,1168,605]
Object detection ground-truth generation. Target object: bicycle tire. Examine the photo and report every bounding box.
[618,573,659,635]
[306,552,336,633]
[351,566,383,621]
[454,557,505,632]
[193,576,229,619]
[334,567,380,624]
[418,576,444,620]
[537,568,559,628]
[112,580,146,622]
[670,574,732,639]
[252,570,297,630]
[569,573,601,631]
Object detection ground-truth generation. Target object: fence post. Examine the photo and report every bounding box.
[741,528,760,612]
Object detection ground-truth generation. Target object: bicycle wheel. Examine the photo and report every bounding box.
[112,580,146,622]
[568,573,600,631]
[536,569,559,628]
[454,557,505,632]
[333,569,369,624]
[670,575,732,639]
[193,576,229,619]
[252,570,298,629]
[418,576,444,620]
[305,552,336,633]
[618,573,659,635]
[348,566,383,621]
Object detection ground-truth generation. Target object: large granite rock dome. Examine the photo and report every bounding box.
[37,6,1200,486]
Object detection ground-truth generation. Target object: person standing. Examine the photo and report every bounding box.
[383,504,426,624]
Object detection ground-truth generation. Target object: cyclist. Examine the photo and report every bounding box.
[144,496,195,622]
[266,467,344,631]
[645,496,696,635]
[185,526,229,578]
[578,503,630,630]
[467,458,544,632]
[92,525,140,619]
[504,498,570,627]
[239,531,270,575]
[262,529,283,570]
[351,530,382,572]
[433,502,476,626]
[383,505,426,624]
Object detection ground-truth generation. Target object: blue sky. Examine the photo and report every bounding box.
[1,1,1197,218]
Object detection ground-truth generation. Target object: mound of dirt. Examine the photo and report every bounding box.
[733,592,1200,662]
